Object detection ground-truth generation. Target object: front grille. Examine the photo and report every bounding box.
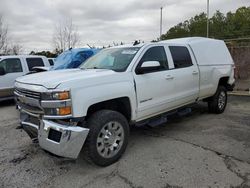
[48,129,62,143]
[15,88,41,99]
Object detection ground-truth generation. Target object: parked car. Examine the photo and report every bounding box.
[15,37,235,166]
[0,55,50,101]
[32,48,100,73]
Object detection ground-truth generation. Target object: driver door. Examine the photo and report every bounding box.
[134,45,176,121]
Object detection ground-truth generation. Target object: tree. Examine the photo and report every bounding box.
[11,43,22,55]
[188,13,207,37]
[52,19,80,52]
[29,50,57,58]
[0,15,23,55]
[0,15,8,54]
[2,43,22,55]
[160,6,250,40]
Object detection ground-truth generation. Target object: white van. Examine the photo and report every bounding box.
[0,55,50,101]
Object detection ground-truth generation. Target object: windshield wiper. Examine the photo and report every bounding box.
[85,67,109,70]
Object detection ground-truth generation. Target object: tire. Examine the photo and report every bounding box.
[208,86,227,114]
[84,110,129,166]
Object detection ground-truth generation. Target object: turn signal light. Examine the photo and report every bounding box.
[55,91,70,100]
[58,106,71,115]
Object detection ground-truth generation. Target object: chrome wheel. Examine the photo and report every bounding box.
[96,121,124,158]
[218,91,226,110]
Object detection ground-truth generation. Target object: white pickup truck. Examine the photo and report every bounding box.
[15,37,235,166]
[0,55,50,101]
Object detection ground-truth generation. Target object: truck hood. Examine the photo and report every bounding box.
[16,68,117,89]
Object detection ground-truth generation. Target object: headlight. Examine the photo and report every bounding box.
[41,90,72,116]
[42,91,70,100]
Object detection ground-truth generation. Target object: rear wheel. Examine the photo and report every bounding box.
[208,86,227,114]
[84,110,129,166]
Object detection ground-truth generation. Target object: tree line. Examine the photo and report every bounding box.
[160,6,250,40]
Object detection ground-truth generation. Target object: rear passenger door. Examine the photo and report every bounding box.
[26,58,45,71]
[168,45,199,106]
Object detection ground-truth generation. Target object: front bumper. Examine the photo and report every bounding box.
[21,112,89,159]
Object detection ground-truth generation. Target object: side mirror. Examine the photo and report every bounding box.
[0,67,6,76]
[136,61,161,74]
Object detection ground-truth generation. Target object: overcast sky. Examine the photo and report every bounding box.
[0,0,249,53]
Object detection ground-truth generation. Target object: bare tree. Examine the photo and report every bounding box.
[0,15,8,54]
[52,19,80,52]
[11,43,22,55]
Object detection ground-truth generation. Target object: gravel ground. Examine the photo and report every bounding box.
[0,96,250,188]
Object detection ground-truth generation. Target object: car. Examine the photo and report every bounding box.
[15,37,235,166]
[32,48,100,73]
[0,55,50,101]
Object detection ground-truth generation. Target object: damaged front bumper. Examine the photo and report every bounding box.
[20,112,89,159]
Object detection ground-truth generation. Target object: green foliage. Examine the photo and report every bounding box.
[161,6,250,40]
[29,50,58,58]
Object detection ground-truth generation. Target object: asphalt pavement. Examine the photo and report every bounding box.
[0,96,250,188]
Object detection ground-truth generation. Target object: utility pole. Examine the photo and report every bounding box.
[160,7,163,39]
[207,0,209,38]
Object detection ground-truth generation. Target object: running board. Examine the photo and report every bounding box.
[135,107,192,127]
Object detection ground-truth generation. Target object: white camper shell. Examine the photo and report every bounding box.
[159,37,235,98]
[160,37,234,66]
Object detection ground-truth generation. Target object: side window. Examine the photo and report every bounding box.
[0,58,23,73]
[169,46,193,69]
[138,46,168,72]
[26,58,45,71]
[48,59,54,66]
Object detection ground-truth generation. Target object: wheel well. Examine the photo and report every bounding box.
[203,77,230,102]
[86,97,132,121]
[218,77,231,90]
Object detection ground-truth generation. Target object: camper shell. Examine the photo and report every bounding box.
[159,37,234,66]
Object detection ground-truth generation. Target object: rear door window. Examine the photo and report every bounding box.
[0,58,23,73]
[169,46,193,69]
[26,58,45,71]
[48,59,54,66]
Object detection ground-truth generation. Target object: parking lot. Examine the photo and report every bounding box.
[0,95,250,188]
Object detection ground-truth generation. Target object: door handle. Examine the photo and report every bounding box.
[192,71,198,75]
[165,75,174,80]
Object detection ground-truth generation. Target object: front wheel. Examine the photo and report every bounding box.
[208,86,227,114]
[84,110,129,166]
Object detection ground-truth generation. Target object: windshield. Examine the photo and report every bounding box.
[80,47,140,72]
[52,51,73,70]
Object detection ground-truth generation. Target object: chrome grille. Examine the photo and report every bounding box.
[15,88,41,99]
